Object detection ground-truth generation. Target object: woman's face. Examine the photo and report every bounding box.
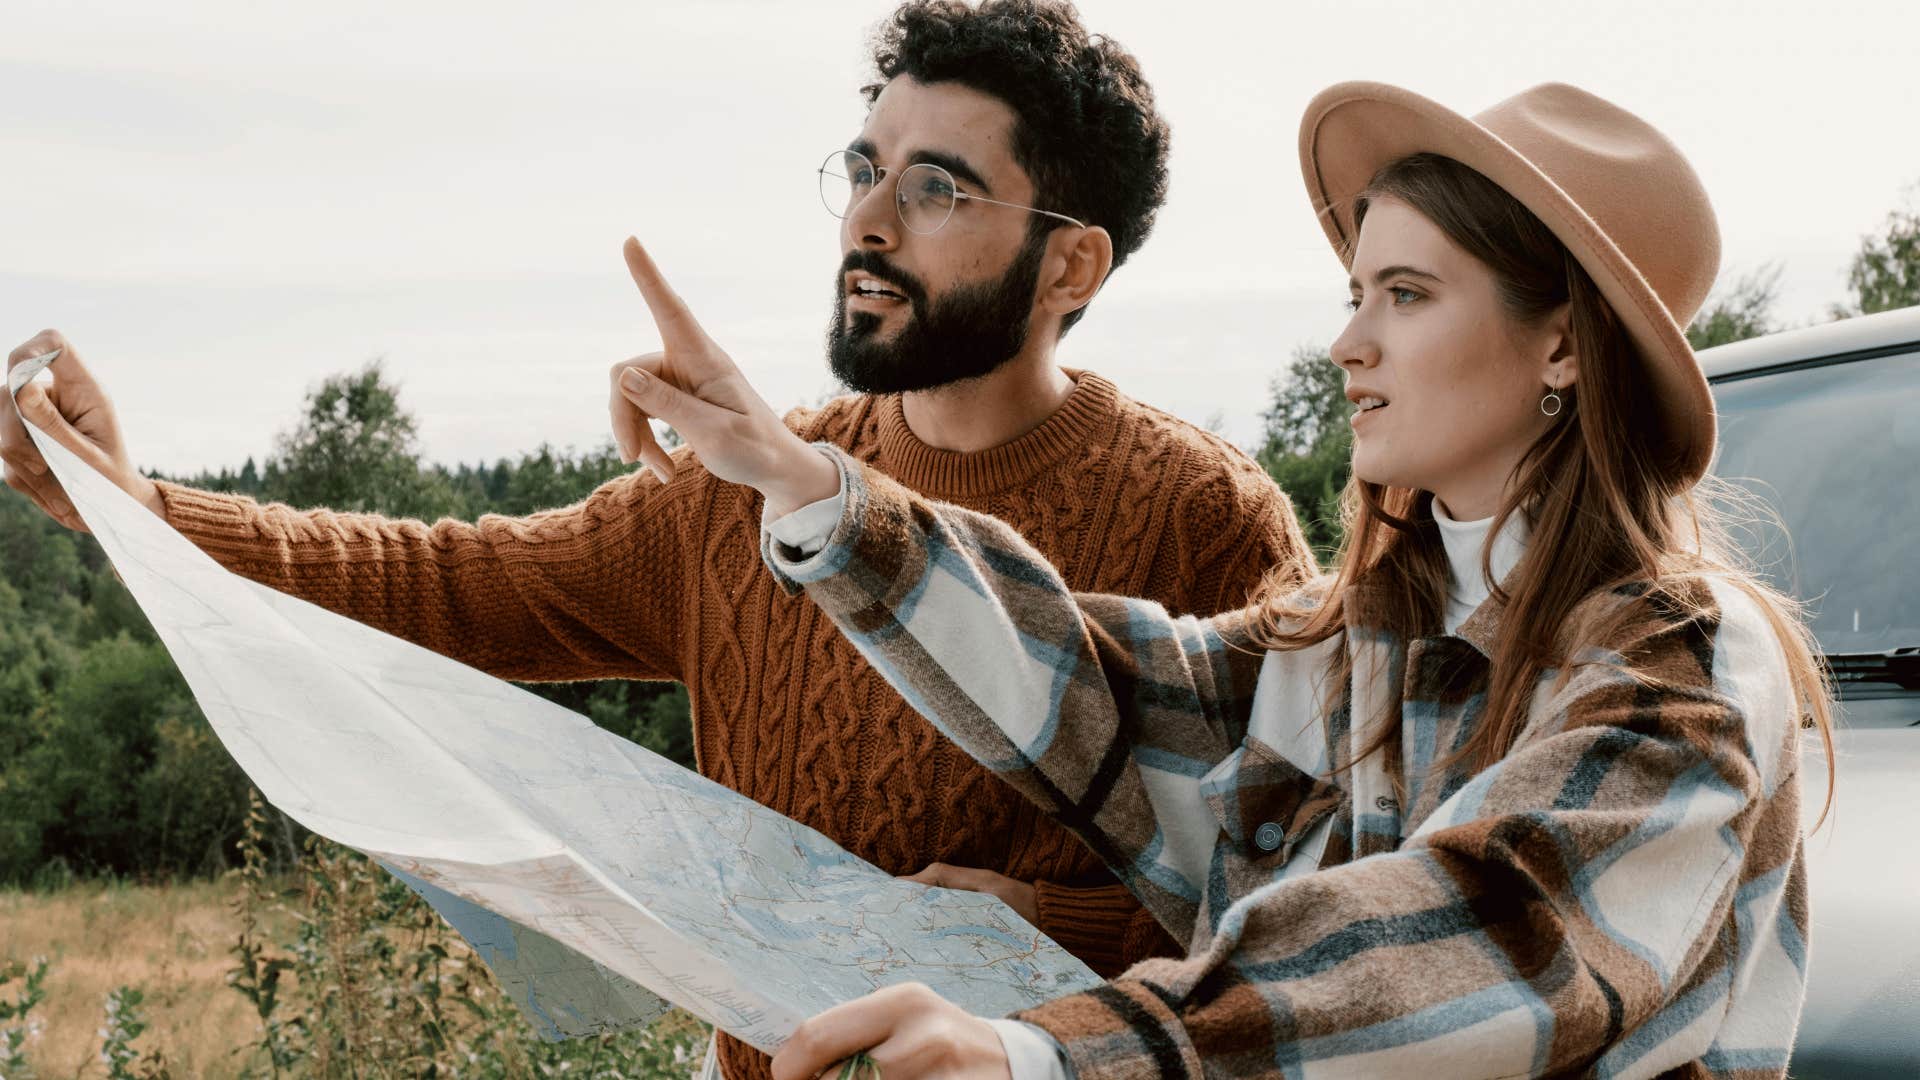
[1330,196,1576,520]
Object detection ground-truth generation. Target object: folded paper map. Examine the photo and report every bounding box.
[8,351,1100,1049]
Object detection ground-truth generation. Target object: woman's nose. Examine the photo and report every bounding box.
[1331,320,1380,370]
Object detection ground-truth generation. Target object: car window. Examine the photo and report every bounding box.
[1711,348,1920,658]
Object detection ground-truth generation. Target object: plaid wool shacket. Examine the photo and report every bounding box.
[765,449,1811,1080]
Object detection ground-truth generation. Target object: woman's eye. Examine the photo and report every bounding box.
[1343,297,1361,313]
[1390,287,1422,305]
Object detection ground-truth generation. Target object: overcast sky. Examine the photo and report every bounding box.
[7,0,1918,475]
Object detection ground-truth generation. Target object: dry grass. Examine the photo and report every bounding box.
[0,876,296,1079]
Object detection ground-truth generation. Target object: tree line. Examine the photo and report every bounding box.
[0,364,692,885]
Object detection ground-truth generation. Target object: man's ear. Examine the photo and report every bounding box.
[1038,226,1113,318]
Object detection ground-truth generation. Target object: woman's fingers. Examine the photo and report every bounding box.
[617,366,737,482]
[770,986,923,1080]
[623,236,712,351]
[609,354,672,478]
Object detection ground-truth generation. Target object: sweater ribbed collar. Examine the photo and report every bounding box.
[871,368,1121,498]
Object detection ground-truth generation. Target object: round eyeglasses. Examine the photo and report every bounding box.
[817,149,1085,236]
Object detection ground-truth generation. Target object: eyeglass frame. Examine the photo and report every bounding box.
[817,148,1086,236]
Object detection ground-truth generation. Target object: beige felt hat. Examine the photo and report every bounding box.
[1299,81,1721,487]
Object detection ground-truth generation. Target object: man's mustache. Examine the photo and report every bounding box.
[838,251,929,308]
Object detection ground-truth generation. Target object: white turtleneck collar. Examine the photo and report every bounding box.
[1431,498,1530,637]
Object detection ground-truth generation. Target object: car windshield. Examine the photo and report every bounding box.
[1711,348,1920,660]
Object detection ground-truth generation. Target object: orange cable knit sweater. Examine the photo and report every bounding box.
[153,370,1310,1079]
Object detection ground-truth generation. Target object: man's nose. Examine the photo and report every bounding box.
[845,178,901,253]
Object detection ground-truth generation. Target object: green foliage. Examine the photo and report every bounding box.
[265,361,459,520]
[100,985,172,1079]
[1687,265,1783,350]
[2,359,690,887]
[223,809,710,1077]
[1255,344,1351,563]
[1838,187,1920,317]
[228,791,299,1074]
[0,627,241,882]
[0,955,50,1077]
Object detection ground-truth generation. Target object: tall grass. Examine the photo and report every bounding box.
[0,792,709,1078]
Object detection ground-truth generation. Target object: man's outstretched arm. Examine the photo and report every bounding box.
[3,329,695,684]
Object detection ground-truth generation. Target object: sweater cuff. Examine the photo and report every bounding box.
[1032,880,1155,979]
[152,479,266,548]
[1013,980,1202,1080]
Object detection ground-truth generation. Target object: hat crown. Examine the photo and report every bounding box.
[1473,83,1720,325]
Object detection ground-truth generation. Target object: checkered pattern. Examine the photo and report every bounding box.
[766,448,1811,1080]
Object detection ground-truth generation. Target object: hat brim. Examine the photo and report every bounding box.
[1298,81,1715,487]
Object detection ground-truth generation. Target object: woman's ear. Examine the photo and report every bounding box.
[1038,226,1114,319]
[1540,302,1579,390]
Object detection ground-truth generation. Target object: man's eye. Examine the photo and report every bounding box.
[918,175,956,204]
[1343,297,1362,313]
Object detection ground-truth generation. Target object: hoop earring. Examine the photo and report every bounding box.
[1540,387,1564,417]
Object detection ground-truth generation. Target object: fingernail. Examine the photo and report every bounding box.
[620,368,647,392]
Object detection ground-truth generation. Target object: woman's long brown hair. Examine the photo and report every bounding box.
[1250,153,1835,820]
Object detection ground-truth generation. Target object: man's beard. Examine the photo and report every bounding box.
[826,236,1048,395]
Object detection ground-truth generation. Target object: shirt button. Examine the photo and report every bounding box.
[1254,822,1285,852]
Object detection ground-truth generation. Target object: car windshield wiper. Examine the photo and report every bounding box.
[1822,647,1920,691]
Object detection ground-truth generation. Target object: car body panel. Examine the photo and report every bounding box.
[1701,310,1920,1075]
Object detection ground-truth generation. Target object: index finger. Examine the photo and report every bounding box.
[770,994,908,1080]
[622,236,706,341]
[1,343,64,460]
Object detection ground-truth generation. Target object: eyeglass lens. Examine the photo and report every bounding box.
[817,150,958,235]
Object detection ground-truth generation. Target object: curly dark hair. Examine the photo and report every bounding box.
[864,0,1171,332]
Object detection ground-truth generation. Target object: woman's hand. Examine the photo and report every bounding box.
[610,237,839,517]
[770,983,1011,1080]
[900,864,1038,927]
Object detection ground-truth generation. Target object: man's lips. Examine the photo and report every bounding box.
[846,273,908,302]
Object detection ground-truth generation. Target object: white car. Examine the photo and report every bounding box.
[1703,305,1920,1076]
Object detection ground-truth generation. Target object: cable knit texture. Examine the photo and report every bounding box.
[152,370,1311,1080]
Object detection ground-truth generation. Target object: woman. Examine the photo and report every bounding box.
[612,81,1832,1079]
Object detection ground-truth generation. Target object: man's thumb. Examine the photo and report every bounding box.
[15,384,73,442]
[16,383,103,467]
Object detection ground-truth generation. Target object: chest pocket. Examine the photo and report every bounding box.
[1198,734,1345,862]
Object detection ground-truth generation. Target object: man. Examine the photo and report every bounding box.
[1,2,1310,1076]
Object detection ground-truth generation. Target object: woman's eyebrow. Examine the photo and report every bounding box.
[1348,265,1445,290]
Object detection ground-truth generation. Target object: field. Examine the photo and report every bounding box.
[1,877,296,1078]
[0,858,708,1079]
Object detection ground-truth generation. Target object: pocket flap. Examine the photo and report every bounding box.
[1198,735,1344,858]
